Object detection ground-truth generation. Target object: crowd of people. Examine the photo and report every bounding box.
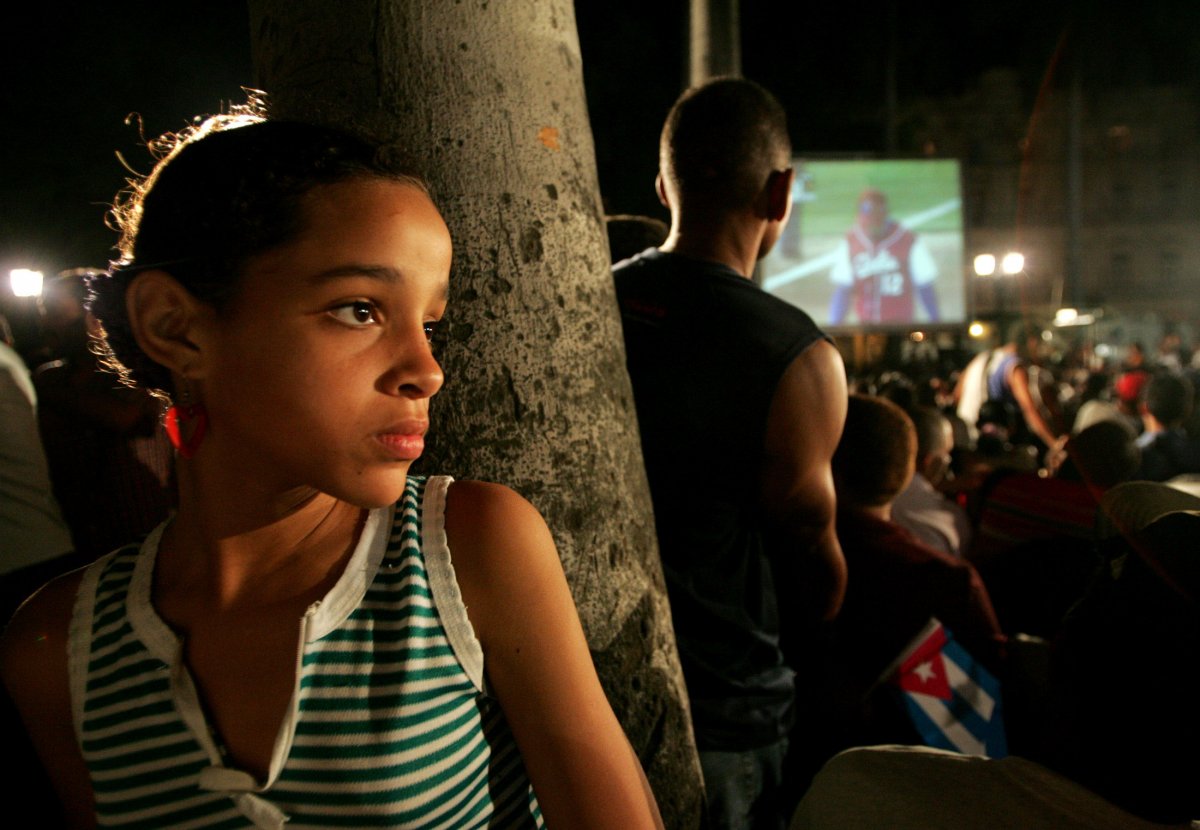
[1,76,1198,829]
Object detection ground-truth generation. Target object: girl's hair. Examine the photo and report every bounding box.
[89,97,427,396]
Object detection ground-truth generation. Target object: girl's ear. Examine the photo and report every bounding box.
[125,270,216,377]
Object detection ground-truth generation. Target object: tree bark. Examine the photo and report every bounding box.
[248,1,703,825]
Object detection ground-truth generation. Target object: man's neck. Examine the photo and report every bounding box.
[660,214,764,279]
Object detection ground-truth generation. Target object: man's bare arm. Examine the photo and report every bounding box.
[1009,363,1060,449]
[760,339,848,622]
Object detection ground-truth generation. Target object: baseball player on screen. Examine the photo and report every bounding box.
[828,188,940,325]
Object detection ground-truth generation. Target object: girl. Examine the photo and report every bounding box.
[0,107,662,829]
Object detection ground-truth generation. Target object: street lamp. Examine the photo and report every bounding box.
[974,251,1024,321]
[973,252,1024,279]
[1000,252,1025,275]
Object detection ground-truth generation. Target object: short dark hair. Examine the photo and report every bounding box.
[1066,420,1140,489]
[88,99,426,396]
[605,214,669,264]
[659,77,791,209]
[1143,371,1193,426]
[833,394,916,508]
[908,405,950,464]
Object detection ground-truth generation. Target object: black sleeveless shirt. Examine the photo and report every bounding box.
[615,248,827,750]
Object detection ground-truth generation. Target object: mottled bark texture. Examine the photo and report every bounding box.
[248,1,703,824]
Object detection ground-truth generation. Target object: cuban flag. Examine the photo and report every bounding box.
[884,618,1007,757]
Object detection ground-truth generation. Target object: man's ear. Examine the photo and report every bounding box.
[655,172,671,209]
[125,270,214,377]
[765,167,795,223]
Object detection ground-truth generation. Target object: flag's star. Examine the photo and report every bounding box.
[913,660,937,684]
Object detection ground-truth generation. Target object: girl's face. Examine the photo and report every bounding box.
[198,177,451,508]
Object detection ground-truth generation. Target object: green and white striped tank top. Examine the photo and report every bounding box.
[68,475,543,829]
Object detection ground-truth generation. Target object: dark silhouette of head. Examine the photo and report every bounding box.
[833,394,916,509]
[658,77,791,213]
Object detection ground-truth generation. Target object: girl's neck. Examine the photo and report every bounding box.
[158,466,367,613]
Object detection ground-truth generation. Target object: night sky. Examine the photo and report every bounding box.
[2,2,1196,279]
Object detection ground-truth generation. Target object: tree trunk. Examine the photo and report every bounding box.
[248,1,703,825]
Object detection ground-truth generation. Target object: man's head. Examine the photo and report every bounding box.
[1059,420,1140,490]
[657,77,792,251]
[833,394,917,509]
[855,188,890,240]
[1142,371,1193,428]
[909,405,955,487]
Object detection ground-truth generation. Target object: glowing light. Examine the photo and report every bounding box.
[973,254,996,277]
[10,269,43,297]
[1001,252,1025,274]
[1054,307,1095,327]
[968,322,986,338]
[910,331,925,342]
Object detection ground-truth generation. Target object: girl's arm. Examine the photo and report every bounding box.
[444,480,663,829]
[0,570,97,828]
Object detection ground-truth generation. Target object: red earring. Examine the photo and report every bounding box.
[164,386,208,459]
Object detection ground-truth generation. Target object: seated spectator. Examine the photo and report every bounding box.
[969,421,1139,637]
[1069,371,1130,435]
[605,213,668,264]
[791,481,1199,830]
[971,420,1139,563]
[1134,370,1200,481]
[788,395,1004,797]
[831,395,1005,675]
[1113,366,1148,435]
[892,405,971,558]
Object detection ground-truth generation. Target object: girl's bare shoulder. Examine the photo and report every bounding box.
[1,567,85,682]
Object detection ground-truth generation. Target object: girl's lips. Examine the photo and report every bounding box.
[376,432,425,460]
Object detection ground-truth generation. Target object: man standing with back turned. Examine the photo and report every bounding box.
[614,78,848,830]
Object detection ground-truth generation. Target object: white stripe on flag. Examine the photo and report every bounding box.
[943,652,996,721]
[908,691,986,756]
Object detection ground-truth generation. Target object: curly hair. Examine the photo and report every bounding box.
[88,94,427,397]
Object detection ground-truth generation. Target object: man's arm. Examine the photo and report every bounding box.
[1008,362,1060,449]
[760,340,848,622]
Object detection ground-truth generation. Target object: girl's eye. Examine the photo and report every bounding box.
[329,301,378,327]
[423,320,440,343]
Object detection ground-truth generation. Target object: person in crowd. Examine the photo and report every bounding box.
[606,213,669,264]
[955,323,1065,459]
[1114,365,1149,433]
[791,480,1198,830]
[1,105,661,828]
[969,420,1139,636]
[1154,331,1186,371]
[0,314,75,620]
[1134,370,1200,481]
[32,269,174,560]
[789,395,1003,799]
[891,405,972,558]
[614,77,847,830]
